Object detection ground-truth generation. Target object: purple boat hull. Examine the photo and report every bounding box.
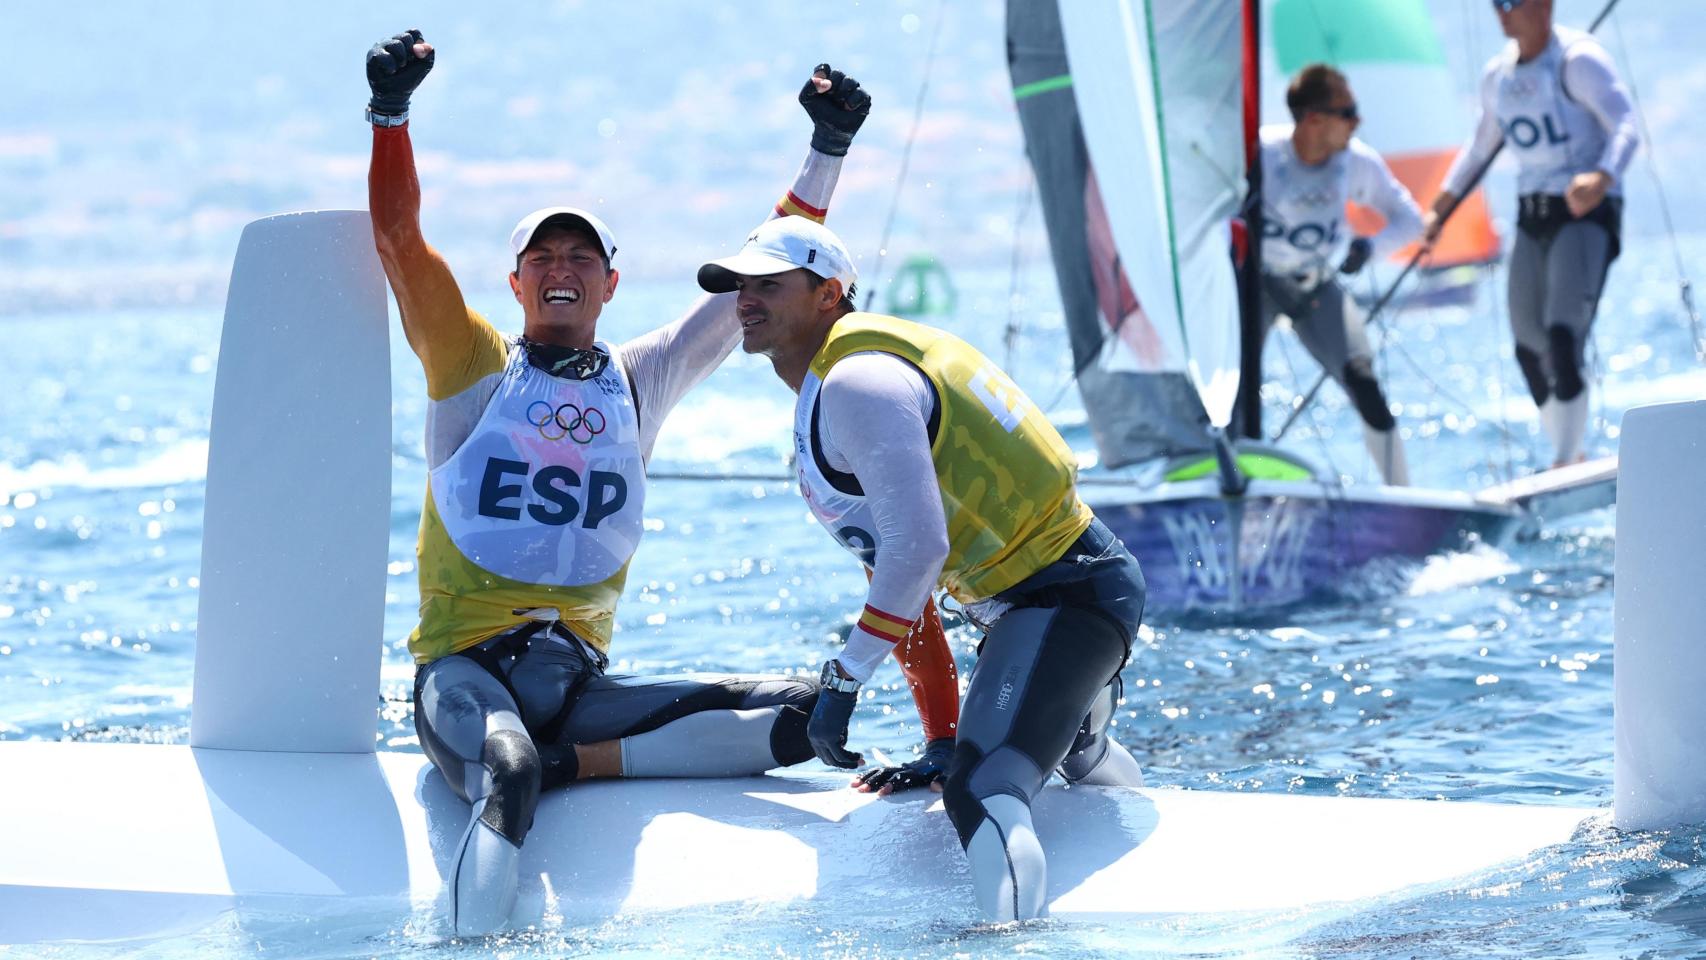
[1085,480,1525,614]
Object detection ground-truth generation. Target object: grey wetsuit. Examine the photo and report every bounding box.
[1441,26,1638,458]
[1507,194,1619,407]
[944,517,1146,920]
[1255,126,1419,435]
[414,622,817,846]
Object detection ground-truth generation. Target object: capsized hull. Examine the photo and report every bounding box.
[1085,478,1524,614]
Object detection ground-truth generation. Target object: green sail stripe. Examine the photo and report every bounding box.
[1014,74,1073,100]
[1270,0,1444,72]
[1140,1,1190,358]
[1165,452,1314,483]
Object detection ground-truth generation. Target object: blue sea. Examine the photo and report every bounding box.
[7,0,1706,955]
[4,231,1706,957]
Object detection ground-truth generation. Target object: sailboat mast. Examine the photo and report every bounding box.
[1236,0,1264,440]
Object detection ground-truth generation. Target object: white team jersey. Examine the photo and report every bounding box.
[1446,26,1639,198]
[428,341,645,587]
[1258,124,1423,278]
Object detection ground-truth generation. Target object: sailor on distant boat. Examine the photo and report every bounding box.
[1424,0,1638,470]
[1255,63,1423,486]
[698,217,1148,922]
[364,30,871,936]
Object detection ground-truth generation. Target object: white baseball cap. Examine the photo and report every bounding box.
[697,216,857,295]
[509,207,617,263]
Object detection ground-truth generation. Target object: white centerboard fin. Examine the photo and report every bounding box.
[191,210,391,754]
[1616,401,1706,829]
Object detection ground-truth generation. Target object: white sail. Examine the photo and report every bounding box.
[1058,0,1246,427]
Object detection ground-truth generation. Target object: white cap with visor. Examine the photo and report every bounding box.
[509,207,617,264]
[697,216,857,295]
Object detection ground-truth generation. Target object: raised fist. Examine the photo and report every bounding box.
[799,64,871,157]
[366,29,435,118]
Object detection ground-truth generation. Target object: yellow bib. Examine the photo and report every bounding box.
[408,343,641,664]
[800,313,1092,602]
[409,492,628,663]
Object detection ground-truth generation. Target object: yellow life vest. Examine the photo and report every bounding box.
[796,313,1092,602]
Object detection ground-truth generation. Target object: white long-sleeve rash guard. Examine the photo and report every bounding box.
[1441,26,1639,199]
[816,351,951,683]
[1258,125,1424,277]
[619,150,844,460]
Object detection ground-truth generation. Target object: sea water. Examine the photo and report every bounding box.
[3,241,1706,958]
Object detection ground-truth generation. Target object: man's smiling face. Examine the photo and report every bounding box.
[510,226,617,345]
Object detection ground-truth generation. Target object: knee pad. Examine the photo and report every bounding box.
[1548,326,1585,401]
[943,741,988,848]
[1058,731,1109,783]
[537,741,579,792]
[1059,680,1118,783]
[945,740,1051,848]
[1341,358,1395,432]
[1515,346,1550,406]
[480,729,540,846]
[769,699,817,767]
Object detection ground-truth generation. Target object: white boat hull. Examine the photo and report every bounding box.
[0,740,1592,943]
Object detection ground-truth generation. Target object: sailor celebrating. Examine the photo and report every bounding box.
[698,217,1148,922]
[365,30,872,935]
[1423,0,1638,468]
[1256,63,1424,486]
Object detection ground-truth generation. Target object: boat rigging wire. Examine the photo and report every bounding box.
[1383,329,1528,447]
[860,0,949,313]
[1003,177,1037,373]
[1272,326,1346,486]
[1608,13,1703,363]
[1270,252,1427,443]
[646,470,797,482]
[645,467,1160,488]
[1490,256,1524,482]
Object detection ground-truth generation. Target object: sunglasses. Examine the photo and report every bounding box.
[1315,103,1359,122]
[1491,0,1527,11]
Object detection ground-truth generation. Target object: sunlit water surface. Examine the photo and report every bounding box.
[4,242,1706,957]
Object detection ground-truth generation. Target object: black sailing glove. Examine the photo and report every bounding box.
[1339,236,1373,276]
[807,674,863,769]
[854,736,955,794]
[366,29,435,119]
[799,63,872,157]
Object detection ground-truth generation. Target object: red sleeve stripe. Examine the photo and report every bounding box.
[858,604,914,643]
[774,191,829,221]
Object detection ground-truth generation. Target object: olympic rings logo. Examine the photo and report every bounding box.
[527,401,607,444]
[1293,188,1335,209]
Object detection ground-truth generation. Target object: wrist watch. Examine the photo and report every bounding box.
[819,659,861,694]
[366,107,409,127]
